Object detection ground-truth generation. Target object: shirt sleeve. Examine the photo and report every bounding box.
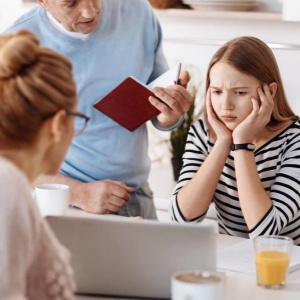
[249,132,300,238]
[151,115,184,132]
[169,118,210,223]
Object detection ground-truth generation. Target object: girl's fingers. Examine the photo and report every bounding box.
[206,88,211,106]
[258,85,274,108]
[253,86,273,126]
[251,97,260,113]
[257,87,267,106]
[206,89,214,117]
[263,84,273,101]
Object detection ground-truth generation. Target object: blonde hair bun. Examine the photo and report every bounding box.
[0,30,39,79]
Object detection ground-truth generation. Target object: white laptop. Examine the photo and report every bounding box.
[46,215,216,299]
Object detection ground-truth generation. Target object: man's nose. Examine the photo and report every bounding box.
[79,1,96,18]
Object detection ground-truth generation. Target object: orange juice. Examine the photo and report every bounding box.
[255,250,290,286]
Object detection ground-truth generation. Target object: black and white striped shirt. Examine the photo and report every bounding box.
[170,118,300,245]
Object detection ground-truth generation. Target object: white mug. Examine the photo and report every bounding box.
[35,184,70,217]
[171,270,224,300]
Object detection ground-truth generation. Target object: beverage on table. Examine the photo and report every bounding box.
[254,236,293,289]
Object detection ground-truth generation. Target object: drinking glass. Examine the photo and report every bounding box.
[254,235,293,289]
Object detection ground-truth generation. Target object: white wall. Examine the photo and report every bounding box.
[0,0,23,32]
[155,11,300,114]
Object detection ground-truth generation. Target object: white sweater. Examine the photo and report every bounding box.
[0,156,75,300]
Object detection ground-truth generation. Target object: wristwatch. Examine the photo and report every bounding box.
[231,143,256,152]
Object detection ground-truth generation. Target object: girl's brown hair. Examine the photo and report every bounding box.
[204,36,298,139]
[0,30,77,147]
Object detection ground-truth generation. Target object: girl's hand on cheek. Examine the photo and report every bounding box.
[206,89,232,142]
[233,84,274,143]
[258,84,274,122]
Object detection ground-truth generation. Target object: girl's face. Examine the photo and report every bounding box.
[209,62,261,131]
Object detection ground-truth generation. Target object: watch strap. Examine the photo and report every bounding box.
[232,143,256,151]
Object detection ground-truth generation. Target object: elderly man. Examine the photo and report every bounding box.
[5,0,192,218]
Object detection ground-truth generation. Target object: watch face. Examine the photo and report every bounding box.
[247,144,256,150]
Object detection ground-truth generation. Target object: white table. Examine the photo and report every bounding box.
[65,208,300,300]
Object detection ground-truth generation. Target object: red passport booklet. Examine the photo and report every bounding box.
[93,63,181,132]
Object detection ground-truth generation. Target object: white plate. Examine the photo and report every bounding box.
[185,0,258,3]
[184,1,259,11]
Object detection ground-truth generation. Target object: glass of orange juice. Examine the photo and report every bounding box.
[254,236,293,289]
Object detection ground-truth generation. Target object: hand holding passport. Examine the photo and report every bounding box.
[93,63,182,132]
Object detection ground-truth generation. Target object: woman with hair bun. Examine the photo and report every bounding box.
[0,30,89,299]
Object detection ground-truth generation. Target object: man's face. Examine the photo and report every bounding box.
[39,0,101,34]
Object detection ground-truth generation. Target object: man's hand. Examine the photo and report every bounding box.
[35,174,133,215]
[72,179,133,214]
[149,70,193,129]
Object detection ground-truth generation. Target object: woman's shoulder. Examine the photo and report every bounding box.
[278,119,300,139]
[0,157,41,270]
[0,156,40,236]
[287,119,300,130]
[0,156,30,198]
[190,116,210,138]
[187,117,214,149]
[266,120,300,151]
[0,157,75,298]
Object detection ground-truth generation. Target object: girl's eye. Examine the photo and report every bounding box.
[212,90,222,95]
[235,91,246,96]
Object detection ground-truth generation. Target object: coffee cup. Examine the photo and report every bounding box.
[171,270,224,300]
[35,183,70,217]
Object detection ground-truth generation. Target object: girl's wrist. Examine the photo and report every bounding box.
[232,132,254,144]
[233,139,253,144]
[214,137,232,150]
